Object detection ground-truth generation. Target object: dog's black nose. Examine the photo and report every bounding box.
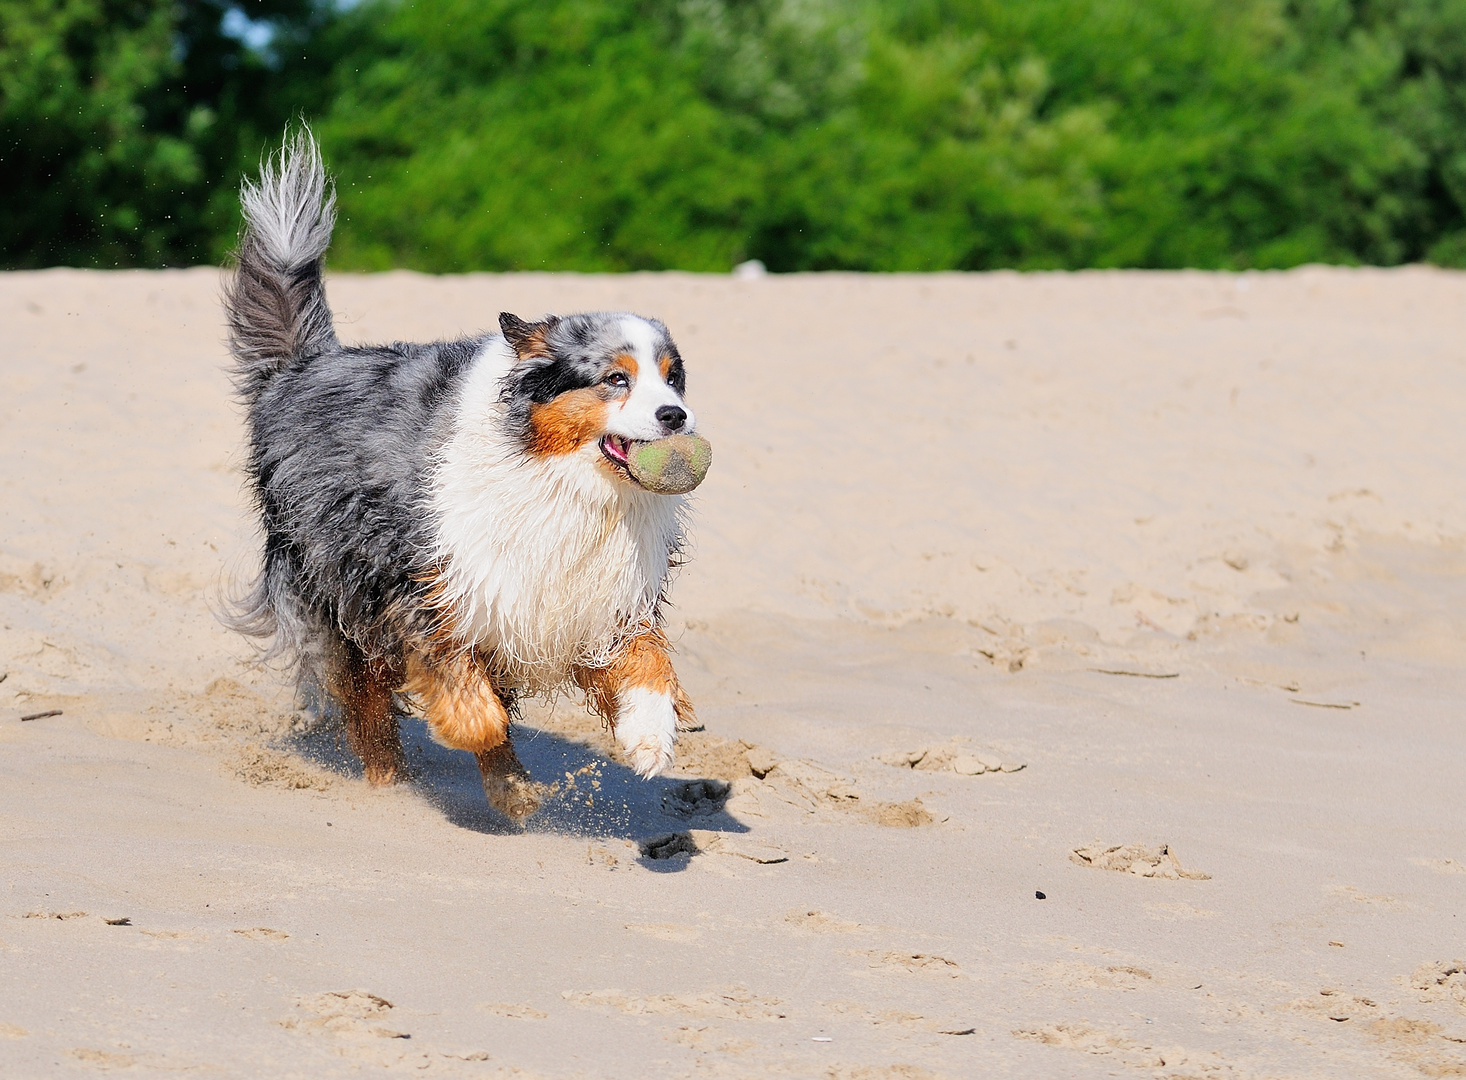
[656,405,687,432]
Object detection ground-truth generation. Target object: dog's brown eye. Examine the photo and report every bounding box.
[604,371,630,389]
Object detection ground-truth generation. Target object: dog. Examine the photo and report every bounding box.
[222,131,701,820]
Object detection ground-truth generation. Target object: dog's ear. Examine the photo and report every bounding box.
[499,312,559,358]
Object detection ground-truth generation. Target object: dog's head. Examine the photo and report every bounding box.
[498,311,695,485]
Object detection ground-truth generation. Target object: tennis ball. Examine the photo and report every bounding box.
[627,433,712,494]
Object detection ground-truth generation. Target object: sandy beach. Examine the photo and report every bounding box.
[2,266,1464,1078]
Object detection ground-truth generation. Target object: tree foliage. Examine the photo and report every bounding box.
[0,0,326,266]
[5,0,1466,269]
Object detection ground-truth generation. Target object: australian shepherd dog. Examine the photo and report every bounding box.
[223,132,700,821]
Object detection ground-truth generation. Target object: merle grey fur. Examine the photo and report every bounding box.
[222,131,684,693]
[226,130,339,402]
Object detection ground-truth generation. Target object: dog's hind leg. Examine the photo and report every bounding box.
[330,643,405,785]
[404,652,541,821]
[575,626,692,779]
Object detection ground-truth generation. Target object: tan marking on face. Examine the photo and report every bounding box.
[613,353,639,379]
[658,354,673,381]
[527,389,609,455]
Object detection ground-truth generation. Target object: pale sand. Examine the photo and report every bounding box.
[2,267,1464,1078]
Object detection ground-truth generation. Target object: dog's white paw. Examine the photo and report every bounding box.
[615,687,677,778]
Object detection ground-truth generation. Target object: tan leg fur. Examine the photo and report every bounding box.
[576,626,697,736]
[330,646,405,786]
[404,651,542,820]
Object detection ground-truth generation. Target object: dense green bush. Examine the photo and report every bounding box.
[311,0,1125,270]
[0,0,327,266]
[5,0,1466,269]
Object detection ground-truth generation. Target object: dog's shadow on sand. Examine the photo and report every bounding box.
[279,701,749,868]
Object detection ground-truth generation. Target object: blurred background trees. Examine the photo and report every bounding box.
[0,0,329,266]
[4,0,1466,270]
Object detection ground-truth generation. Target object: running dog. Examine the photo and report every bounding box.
[223,131,700,820]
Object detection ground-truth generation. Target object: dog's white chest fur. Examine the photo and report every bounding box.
[429,340,684,689]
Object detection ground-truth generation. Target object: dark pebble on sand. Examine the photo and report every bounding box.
[1035,891,1046,900]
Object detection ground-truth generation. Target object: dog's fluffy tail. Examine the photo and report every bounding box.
[225,128,338,402]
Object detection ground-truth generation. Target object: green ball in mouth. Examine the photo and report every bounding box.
[622,433,712,494]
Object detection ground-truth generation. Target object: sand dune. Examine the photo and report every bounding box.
[2,266,1464,1078]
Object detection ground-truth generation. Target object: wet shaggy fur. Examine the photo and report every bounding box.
[223,131,701,816]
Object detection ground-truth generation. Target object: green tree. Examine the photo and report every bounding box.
[313,0,1464,271]
[0,0,330,267]
[8,0,1466,270]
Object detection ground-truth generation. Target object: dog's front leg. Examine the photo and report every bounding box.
[405,652,541,820]
[575,628,695,778]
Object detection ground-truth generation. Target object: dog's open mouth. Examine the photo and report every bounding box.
[600,435,636,476]
[600,433,710,495]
